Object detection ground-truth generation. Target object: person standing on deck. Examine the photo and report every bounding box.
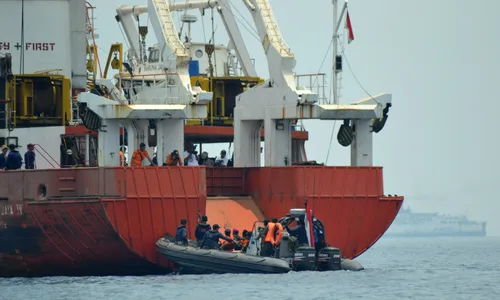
[184,145,199,166]
[0,145,8,170]
[165,150,183,166]
[119,146,127,166]
[131,143,154,167]
[5,144,22,170]
[24,143,36,169]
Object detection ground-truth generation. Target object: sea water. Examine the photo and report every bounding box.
[1,237,499,300]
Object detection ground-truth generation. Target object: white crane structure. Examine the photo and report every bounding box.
[115,0,257,78]
[78,0,250,166]
[233,0,392,167]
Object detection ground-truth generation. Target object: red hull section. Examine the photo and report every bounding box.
[0,166,402,277]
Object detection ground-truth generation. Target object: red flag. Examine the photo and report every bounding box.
[345,10,354,44]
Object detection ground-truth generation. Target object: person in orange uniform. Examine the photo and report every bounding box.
[131,143,154,167]
[272,217,284,257]
[165,150,183,166]
[260,219,276,257]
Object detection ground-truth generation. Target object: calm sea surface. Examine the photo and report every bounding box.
[1,237,499,300]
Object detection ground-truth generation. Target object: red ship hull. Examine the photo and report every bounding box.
[0,166,403,277]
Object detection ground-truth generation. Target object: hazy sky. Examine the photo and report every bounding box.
[94,0,500,235]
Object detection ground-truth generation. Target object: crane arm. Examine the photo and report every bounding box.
[245,0,296,89]
[115,6,142,62]
[216,0,257,77]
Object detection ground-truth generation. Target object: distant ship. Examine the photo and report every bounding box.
[384,207,486,238]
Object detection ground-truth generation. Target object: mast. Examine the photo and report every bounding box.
[332,0,348,104]
[332,0,339,104]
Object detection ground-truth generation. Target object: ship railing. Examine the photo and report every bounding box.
[34,144,60,169]
[294,73,328,104]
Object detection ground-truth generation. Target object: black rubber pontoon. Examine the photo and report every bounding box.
[156,238,291,274]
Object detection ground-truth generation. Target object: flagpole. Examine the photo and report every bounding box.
[332,0,339,105]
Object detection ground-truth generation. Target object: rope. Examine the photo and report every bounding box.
[337,36,379,104]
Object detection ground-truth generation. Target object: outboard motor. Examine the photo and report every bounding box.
[317,247,341,271]
[291,246,316,271]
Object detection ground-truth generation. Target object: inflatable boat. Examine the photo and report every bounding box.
[156,238,291,274]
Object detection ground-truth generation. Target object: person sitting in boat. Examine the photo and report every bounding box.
[200,224,233,250]
[221,229,236,251]
[175,219,188,245]
[231,228,243,250]
[131,143,154,167]
[165,150,183,166]
[240,230,251,253]
[194,215,211,246]
[5,144,22,170]
[232,229,242,242]
[285,219,308,247]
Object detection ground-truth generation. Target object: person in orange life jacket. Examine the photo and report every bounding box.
[200,224,233,250]
[165,150,183,166]
[131,143,154,167]
[285,218,308,246]
[258,219,276,257]
[194,215,211,246]
[0,145,8,170]
[271,217,284,257]
[221,228,236,251]
[175,219,188,245]
[240,230,251,253]
[5,144,22,170]
[24,143,35,169]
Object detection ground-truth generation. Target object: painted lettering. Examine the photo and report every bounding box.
[0,205,13,216]
[25,42,55,51]
[16,204,23,215]
[0,204,23,216]
[0,221,7,229]
[0,42,10,51]
[0,42,55,51]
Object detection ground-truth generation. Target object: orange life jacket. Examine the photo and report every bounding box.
[264,222,276,244]
[131,149,149,167]
[119,150,124,166]
[166,153,182,166]
[274,222,284,245]
[221,237,236,251]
